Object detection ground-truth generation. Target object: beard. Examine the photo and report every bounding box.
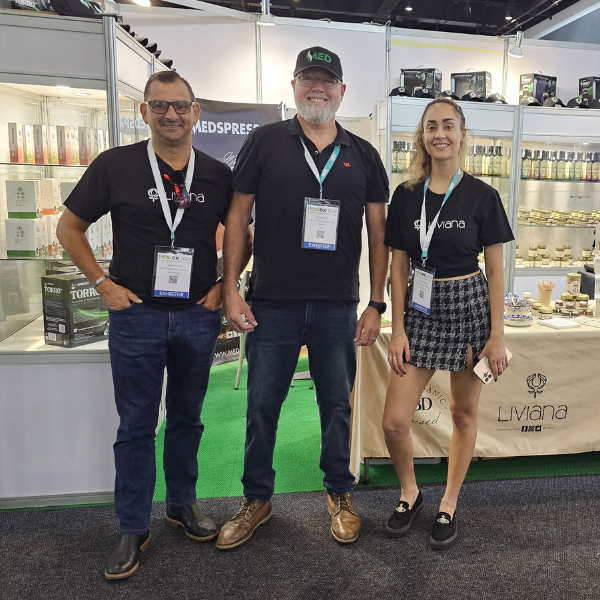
[295,94,341,125]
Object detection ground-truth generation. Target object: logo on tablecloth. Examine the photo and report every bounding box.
[526,373,547,399]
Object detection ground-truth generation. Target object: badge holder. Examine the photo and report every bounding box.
[411,263,435,315]
[152,246,194,299]
[301,198,341,251]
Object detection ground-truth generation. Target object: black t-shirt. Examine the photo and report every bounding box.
[65,140,232,310]
[232,116,389,301]
[385,173,514,278]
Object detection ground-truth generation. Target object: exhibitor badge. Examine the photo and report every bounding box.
[152,246,194,298]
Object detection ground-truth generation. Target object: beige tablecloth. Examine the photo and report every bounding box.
[349,323,600,478]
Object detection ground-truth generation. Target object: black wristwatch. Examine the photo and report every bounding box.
[367,301,387,314]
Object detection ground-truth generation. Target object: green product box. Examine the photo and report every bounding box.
[579,76,600,102]
[400,68,442,97]
[519,73,557,103]
[42,273,109,348]
[451,71,492,99]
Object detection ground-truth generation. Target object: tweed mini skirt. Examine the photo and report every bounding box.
[404,271,491,371]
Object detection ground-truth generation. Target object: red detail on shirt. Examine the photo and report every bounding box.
[343,162,351,167]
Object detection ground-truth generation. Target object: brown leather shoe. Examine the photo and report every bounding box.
[328,493,361,544]
[215,499,272,550]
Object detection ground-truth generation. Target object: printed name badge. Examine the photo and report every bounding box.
[302,198,340,251]
[152,246,194,298]
[411,264,436,315]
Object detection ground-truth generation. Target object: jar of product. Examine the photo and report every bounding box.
[560,293,574,302]
[533,256,543,267]
[515,254,523,265]
[560,258,570,267]
[542,254,550,266]
[522,292,532,301]
[525,257,534,267]
[575,294,589,310]
[528,246,538,257]
[554,299,564,309]
[563,254,573,265]
[578,256,587,267]
[538,307,553,320]
[551,256,561,267]
[564,300,576,310]
[564,245,572,255]
[566,273,581,295]
[531,302,542,315]
[585,308,594,317]
[538,244,547,251]
[556,247,565,258]
[583,247,593,258]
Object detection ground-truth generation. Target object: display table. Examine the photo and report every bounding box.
[350,323,600,480]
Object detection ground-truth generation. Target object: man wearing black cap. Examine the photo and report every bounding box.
[217,47,389,549]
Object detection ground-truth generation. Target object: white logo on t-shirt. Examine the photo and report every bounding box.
[147,188,205,204]
[148,188,160,202]
[414,219,465,230]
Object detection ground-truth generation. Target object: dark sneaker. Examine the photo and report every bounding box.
[386,490,423,538]
[430,511,457,550]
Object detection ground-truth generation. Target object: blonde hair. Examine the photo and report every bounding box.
[403,98,470,190]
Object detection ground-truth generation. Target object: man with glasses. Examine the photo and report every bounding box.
[57,71,253,579]
[218,47,389,549]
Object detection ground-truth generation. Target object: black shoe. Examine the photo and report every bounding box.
[386,490,423,538]
[104,532,151,580]
[165,504,218,541]
[430,511,457,550]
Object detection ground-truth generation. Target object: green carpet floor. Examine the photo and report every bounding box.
[153,356,600,501]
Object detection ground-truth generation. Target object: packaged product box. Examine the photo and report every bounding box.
[57,126,68,165]
[5,218,44,258]
[5,180,42,218]
[69,126,79,165]
[41,273,109,348]
[59,180,78,207]
[22,124,35,164]
[520,73,557,103]
[47,125,58,164]
[8,122,24,164]
[579,76,600,102]
[44,214,58,258]
[400,68,442,97]
[451,71,492,99]
[38,178,61,215]
[33,124,48,164]
[78,126,90,166]
[39,217,48,258]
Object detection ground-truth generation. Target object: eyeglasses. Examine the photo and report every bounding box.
[163,171,191,209]
[295,75,341,89]
[147,100,195,114]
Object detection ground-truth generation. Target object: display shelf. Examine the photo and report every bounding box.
[0,162,87,168]
[514,266,583,276]
[518,224,596,229]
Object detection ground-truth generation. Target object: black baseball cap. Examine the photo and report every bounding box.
[485,93,507,104]
[389,86,411,97]
[567,97,589,108]
[461,92,484,102]
[543,96,565,107]
[294,47,343,82]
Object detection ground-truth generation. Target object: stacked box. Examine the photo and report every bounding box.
[5,218,44,258]
[400,68,442,97]
[520,73,557,103]
[23,125,34,164]
[38,178,61,215]
[42,273,109,348]
[8,123,24,164]
[451,71,492,99]
[579,76,600,102]
[6,180,43,218]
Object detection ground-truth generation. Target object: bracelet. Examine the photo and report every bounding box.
[92,275,108,289]
[391,330,405,339]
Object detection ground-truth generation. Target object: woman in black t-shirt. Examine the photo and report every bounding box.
[382,99,514,550]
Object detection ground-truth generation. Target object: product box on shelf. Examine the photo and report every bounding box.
[400,68,442,97]
[8,122,24,164]
[38,178,61,215]
[44,214,59,258]
[47,125,58,164]
[520,73,557,103]
[580,76,600,102]
[451,71,492,99]
[33,124,48,164]
[69,126,79,165]
[5,180,42,218]
[5,218,44,258]
[78,126,90,166]
[23,125,34,164]
[56,125,70,165]
[41,273,109,348]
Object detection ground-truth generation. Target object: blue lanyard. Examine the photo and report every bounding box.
[300,138,341,199]
[420,169,462,264]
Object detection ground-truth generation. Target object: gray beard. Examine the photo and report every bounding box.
[296,98,340,124]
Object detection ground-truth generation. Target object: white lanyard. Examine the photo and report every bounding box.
[147,139,195,246]
[419,169,462,265]
[300,138,341,199]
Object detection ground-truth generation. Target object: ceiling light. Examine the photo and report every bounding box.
[405,1,413,11]
[505,8,512,20]
[56,85,71,90]
[74,92,91,97]
[508,31,524,59]
[131,0,151,7]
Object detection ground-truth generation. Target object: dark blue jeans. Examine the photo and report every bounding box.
[242,299,358,502]
[108,302,221,534]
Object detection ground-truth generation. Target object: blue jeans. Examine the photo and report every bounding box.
[242,299,358,502]
[108,302,221,535]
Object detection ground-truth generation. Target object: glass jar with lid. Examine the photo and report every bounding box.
[538,307,553,320]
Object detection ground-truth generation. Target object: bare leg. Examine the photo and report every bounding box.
[439,347,483,516]
[382,365,435,507]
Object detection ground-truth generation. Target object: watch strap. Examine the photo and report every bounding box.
[368,300,386,314]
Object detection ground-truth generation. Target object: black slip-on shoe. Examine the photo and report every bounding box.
[104,532,151,580]
[386,490,423,538]
[430,511,457,550]
[165,504,218,541]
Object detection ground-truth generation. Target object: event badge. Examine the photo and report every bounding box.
[300,138,341,251]
[411,263,435,315]
[302,198,340,251]
[152,246,194,298]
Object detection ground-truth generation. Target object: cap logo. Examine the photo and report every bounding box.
[308,50,332,64]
